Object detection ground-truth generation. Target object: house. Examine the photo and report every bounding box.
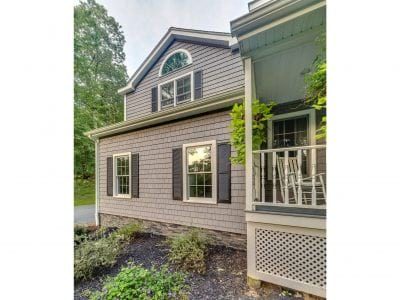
[86,0,326,298]
[86,27,248,249]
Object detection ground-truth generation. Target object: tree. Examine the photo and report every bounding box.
[74,0,128,178]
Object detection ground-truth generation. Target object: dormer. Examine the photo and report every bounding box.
[119,28,244,121]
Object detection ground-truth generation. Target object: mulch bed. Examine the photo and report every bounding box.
[74,232,303,300]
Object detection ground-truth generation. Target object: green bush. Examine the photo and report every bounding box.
[88,263,188,300]
[74,223,142,281]
[167,229,210,274]
[74,236,122,281]
[112,223,143,242]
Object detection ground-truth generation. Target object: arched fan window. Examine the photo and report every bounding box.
[160,49,192,76]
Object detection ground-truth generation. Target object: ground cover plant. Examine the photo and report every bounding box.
[86,263,188,300]
[166,229,210,274]
[74,223,142,281]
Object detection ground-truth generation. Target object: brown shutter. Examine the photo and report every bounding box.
[151,87,158,112]
[131,153,139,198]
[172,148,183,200]
[217,143,231,203]
[106,157,113,196]
[194,70,203,99]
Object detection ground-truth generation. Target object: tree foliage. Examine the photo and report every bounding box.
[230,99,275,165]
[305,34,326,139]
[74,0,128,178]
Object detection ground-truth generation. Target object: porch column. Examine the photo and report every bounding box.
[244,57,253,211]
[94,139,99,225]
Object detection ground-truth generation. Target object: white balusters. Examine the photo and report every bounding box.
[284,151,289,204]
[272,152,277,204]
[261,153,266,202]
[297,150,303,205]
[252,145,326,209]
[311,148,317,206]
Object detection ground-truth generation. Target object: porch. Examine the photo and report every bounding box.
[231,0,327,297]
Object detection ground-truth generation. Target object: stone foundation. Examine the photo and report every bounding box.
[99,213,246,250]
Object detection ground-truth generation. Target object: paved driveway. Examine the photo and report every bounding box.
[74,204,95,225]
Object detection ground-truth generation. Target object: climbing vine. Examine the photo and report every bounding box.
[305,34,326,139]
[230,99,275,165]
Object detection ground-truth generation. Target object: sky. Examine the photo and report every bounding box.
[93,0,250,76]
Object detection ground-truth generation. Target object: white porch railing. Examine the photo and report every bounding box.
[252,145,326,209]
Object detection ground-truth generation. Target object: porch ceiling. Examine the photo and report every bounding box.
[238,5,325,57]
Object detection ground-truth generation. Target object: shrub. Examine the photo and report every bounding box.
[74,223,142,281]
[112,223,143,242]
[74,236,122,281]
[167,229,210,274]
[88,263,187,300]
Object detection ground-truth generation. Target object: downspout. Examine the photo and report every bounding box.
[94,138,100,225]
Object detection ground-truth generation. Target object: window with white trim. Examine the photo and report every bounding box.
[183,140,217,203]
[159,72,193,110]
[160,49,192,76]
[113,153,131,197]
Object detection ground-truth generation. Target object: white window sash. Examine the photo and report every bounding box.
[158,71,194,111]
[182,140,217,204]
[112,152,131,198]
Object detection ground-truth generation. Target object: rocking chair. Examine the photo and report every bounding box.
[276,156,326,205]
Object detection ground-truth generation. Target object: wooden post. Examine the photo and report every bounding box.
[244,57,253,211]
[311,148,317,206]
[272,152,277,203]
[261,153,265,202]
[297,149,303,205]
[284,151,289,204]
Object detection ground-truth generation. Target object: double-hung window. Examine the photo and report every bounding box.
[113,152,131,197]
[182,140,217,204]
[159,72,194,110]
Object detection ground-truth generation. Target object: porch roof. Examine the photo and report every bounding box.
[85,89,243,140]
[231,0,326,56]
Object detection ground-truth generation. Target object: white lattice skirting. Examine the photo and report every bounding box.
[248,222,326,298]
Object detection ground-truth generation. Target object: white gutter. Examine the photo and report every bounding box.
[94,139,99,225]
[86,89,244,140]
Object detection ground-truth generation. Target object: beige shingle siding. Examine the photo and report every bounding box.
[125,41,244,120]
[99,110,246,234]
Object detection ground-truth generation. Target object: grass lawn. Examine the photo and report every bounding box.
[74,178,95,206]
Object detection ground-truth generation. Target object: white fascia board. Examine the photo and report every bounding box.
[118,28,236,95]
[86,89,244,139]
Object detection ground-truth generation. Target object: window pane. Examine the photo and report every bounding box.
[204,173,212,185]
[205,186,212,198]
[189,186,196,197]
[197,186,204,197]
[197,174,204,185]
[161,82,174,107]
[285,119,295,133]
[176,75,191,103]
[161,52,190,75]
[188,174,196,185]
[177,76,190,94]
[187,145,211,172]
[296,117,307,132]
[203,160,211,172]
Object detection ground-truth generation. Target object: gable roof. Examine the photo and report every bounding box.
[118,27,238,95]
